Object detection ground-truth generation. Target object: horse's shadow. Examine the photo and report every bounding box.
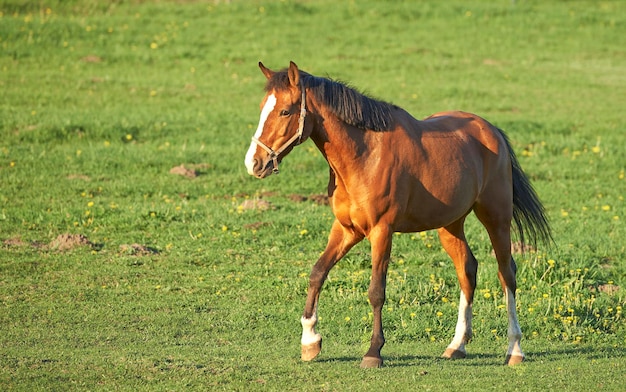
[526,345,626,361]
[314,355,432,368]
[311,345,626,368]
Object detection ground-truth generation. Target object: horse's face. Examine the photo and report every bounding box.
[245,62,306,178]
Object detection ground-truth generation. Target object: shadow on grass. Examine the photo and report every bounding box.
[309,345,626,368]
[314,353,475,368]
[527,345,626,361]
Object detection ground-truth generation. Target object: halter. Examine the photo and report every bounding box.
[251,85,307,174]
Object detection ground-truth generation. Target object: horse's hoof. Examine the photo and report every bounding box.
[301,339,322,361]
[441,348,466,359]
[360,356,383,368]
[504,354,525,366]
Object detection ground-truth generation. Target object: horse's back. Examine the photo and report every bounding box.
[421,111,506,153]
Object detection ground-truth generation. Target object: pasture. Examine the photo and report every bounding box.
[1,0,625,390]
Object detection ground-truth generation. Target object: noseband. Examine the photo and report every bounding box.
[251,85,307,174]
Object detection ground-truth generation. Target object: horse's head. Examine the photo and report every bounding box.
[245,61,308,178]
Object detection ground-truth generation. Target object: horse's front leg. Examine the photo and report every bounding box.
[360,225,392,369]
[301,220,362,361]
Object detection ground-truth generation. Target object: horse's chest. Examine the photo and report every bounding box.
[330,186,390,236]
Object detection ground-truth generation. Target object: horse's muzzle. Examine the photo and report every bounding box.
[249,158,276,179]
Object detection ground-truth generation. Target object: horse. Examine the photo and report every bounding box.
[244,61,551,368]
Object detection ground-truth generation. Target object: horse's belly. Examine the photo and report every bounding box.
[392,173,480,233]
[393,206,468,233]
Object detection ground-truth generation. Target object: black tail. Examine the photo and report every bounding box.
[499,129,552,250]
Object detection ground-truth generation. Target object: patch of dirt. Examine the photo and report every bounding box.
[233,191,277,199]
[483,58,502,66]
[170,164,198,179]
[591,284,621,296]
[66,174,91,181]
[49,233,94,251]
[120,243,159,256]
[3,237,27,247]
[169,163,212,179]
[288,194,329,206]
[4,235,88,251]
[288,194,308,203]
[81,55,102,63]
[243,221,270,230]
[511,241,537,254]
[239,199,273,211]
[309,194,329,206]
[490,241,537,256]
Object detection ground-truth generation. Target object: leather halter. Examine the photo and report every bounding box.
[250,85,307,174]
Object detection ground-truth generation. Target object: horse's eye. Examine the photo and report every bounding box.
[279,109,290,117]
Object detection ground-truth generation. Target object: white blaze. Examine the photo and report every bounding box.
[245,94,277,175]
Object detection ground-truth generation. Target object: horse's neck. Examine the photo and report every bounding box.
[309,112,375,186]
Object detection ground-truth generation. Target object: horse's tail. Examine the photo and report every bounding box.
[499,129,553,250]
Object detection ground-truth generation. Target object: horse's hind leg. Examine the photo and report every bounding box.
[474,201,525,365]
[437,218,477,360]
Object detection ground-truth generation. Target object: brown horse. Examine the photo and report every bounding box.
[245,61,551,368]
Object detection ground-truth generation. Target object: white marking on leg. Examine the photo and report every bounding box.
[301,313,321,345]
[505,287,524,358]
[245,94,277,175]
[447,291,472,353]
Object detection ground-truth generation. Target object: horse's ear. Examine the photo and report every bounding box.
[259,62,274,80]
[288,61,300,87]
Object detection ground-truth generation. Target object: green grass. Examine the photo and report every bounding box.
[1,0,625,390]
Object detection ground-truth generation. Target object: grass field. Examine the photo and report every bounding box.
[1,0,625,390]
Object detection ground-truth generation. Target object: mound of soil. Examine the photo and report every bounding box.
[243,221,270,230]
[49,233,94,251]
[288,194,329,205]
[169,163,212,179]
[119,243,159,256]
[81,55,102,63]
[3,237,27,247]
[66,174,91,181]
[4,234,161,257]
[593,283,620,296]
[239,199,273,211]
[169,164,198,179]
[511,241,537,254]
[491,241,537,256]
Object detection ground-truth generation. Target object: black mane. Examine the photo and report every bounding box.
[266,70,397,132]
